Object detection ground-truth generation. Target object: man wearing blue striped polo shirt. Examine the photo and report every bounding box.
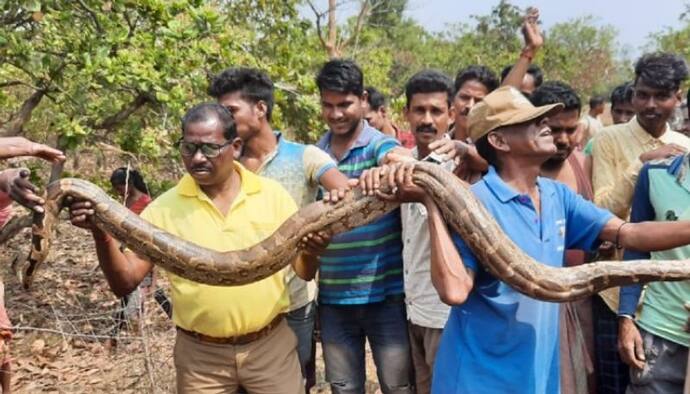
[314,59,413,394]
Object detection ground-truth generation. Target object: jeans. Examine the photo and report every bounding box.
[627,328,688,394]
[286,301,316,380]
[319,298,413,394]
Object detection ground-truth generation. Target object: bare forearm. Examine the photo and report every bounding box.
[501,52,532,89]
[293,252,319,281]
[0,137,35,159]
[319,167,350,190]
[426,198,473,305]
[92,229,149,296]
[620,221,690,252]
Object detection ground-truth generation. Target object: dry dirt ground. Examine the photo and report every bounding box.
[0,220,383,393]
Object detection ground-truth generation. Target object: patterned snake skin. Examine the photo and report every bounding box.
[18,162,690,301]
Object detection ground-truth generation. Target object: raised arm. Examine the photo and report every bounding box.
[501,7,542,90]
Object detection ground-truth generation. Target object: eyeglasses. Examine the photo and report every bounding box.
[177,139,232,158]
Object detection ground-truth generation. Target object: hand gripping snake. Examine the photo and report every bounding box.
[16,162,690,302]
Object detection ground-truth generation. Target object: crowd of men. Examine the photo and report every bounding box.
[1,7,690,394]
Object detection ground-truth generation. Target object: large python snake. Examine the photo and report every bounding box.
[16,162,690,302]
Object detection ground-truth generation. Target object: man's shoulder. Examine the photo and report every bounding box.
[538,176,573,197]
[595,122,629,141]
[665,130,690,149]
[468,177,498,205]
[315,130,331,150]
[274,136,309,162]
[139,183,183,221]
[367,127,397,144]
[254,173,294,200]
[278,135,307,150]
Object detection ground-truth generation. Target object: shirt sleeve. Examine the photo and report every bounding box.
[562,184,614,251]
[303,145,337,185]
[592,133,642,219]
[273,184,299,223]
[374,136,401,165]
[451,231,479,273]
[619,164,655,315]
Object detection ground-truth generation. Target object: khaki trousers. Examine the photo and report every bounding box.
[174,320,303,394]
[407,322,443,394]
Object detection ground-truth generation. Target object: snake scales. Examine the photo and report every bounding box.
[17,162,690,302]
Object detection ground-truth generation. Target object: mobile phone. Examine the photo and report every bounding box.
[423,152,444,164]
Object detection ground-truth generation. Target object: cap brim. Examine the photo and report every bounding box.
[500,103,564,129]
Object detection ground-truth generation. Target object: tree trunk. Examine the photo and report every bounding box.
[325,0,339,58]
[0,89,46,137]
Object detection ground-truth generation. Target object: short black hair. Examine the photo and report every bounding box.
[454,65,499,95]
[501,64,544,88]
[316,59,364,96]
[110,167,149,195]
[530,81,581,114]
[610,82,634,108]
[635,52,689,92]
[405,70,454,108]
[589,95,605,109]
[365,86,386,110]
[207,67,275,121]
[181,103,237,140]
[474,134,500,170]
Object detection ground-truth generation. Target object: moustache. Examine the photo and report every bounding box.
[415,125,437,134]
[191,165,213,172]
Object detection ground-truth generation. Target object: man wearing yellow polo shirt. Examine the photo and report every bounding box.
[64,103,327,393]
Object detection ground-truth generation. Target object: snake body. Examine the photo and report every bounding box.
[20,162,690,301]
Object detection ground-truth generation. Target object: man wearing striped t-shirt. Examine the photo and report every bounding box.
[314,59,413,394]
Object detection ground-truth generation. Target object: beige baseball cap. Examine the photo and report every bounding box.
[468,86,564,142]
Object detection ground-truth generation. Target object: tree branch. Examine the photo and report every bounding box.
[341,0,371,53]
[93,93,152,131]
[306,0,328,53]
[0,81,21,89]
[0,88,46,137]
[75,0,103,33]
